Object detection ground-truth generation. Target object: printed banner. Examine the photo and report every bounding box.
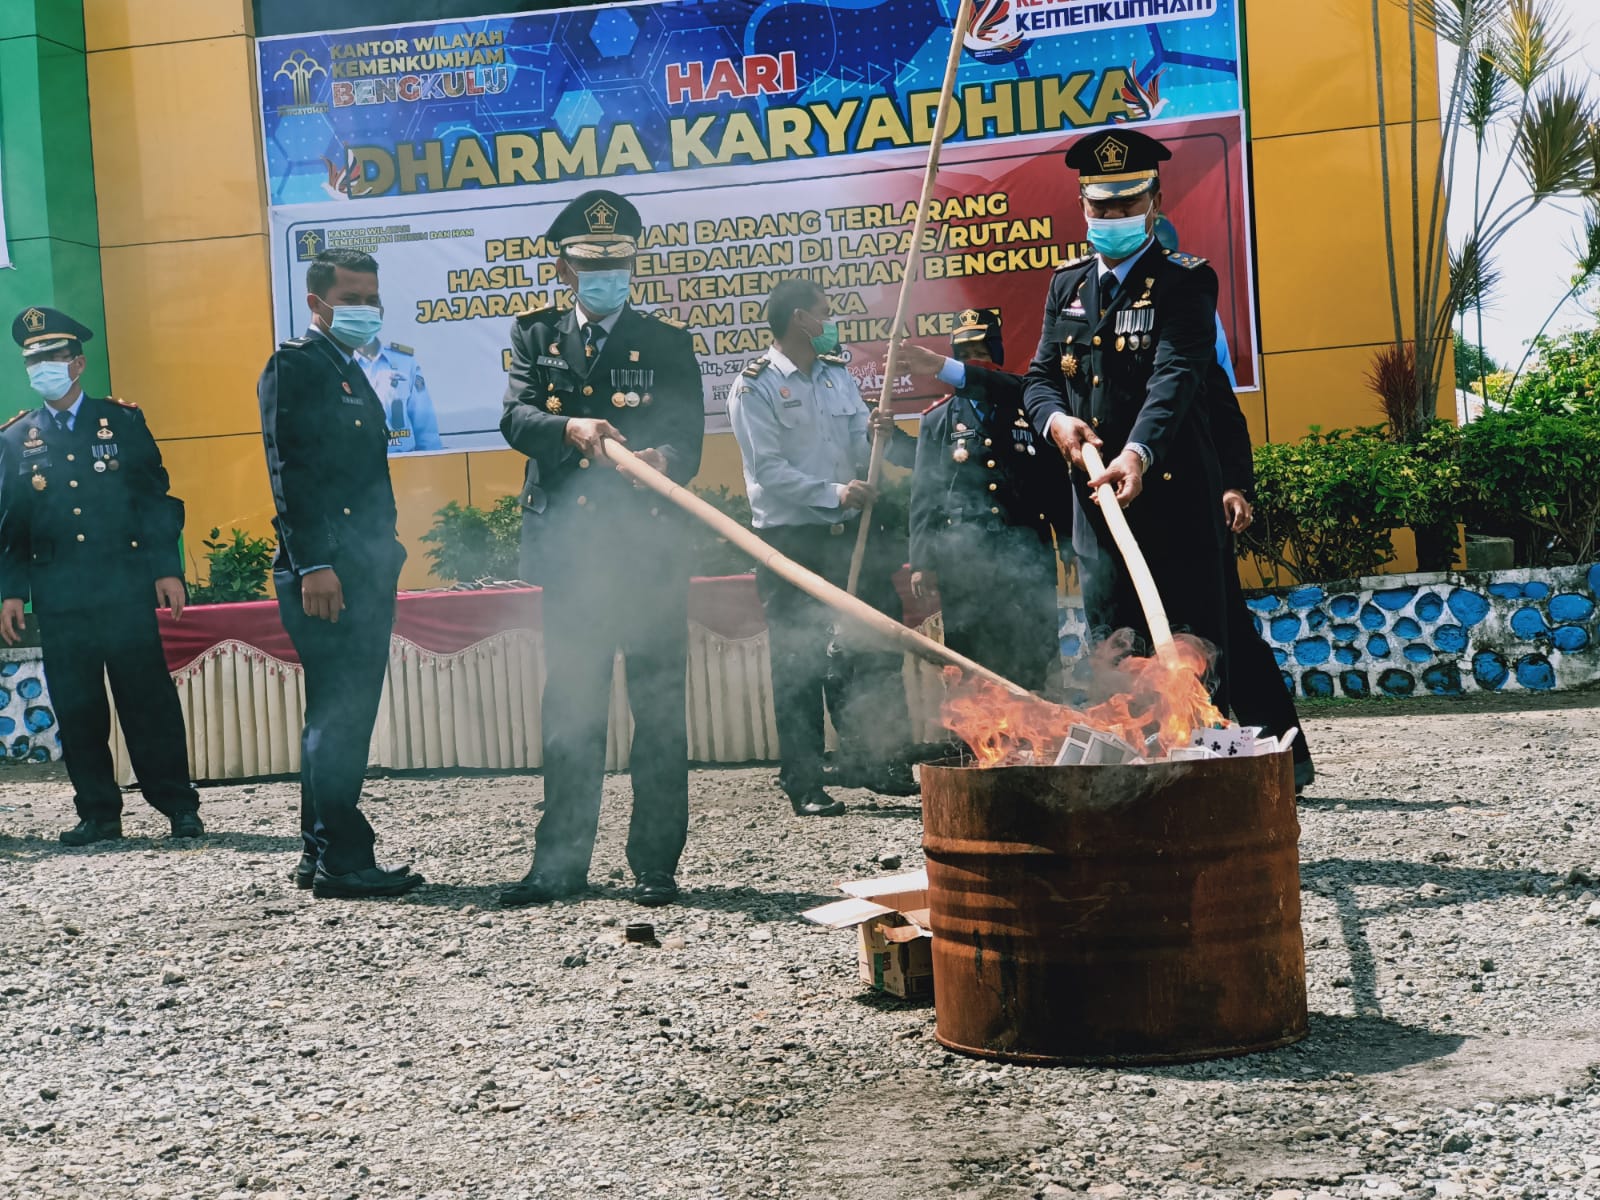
[258,0,1253,453]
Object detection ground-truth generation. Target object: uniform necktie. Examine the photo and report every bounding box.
[584,322,606,358]
[1099,273,1117,315]
[51,409,72,434]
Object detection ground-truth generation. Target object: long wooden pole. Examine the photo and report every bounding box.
[1080,443,1178,662]
[604,442,1033,700]
[845,0,975,597]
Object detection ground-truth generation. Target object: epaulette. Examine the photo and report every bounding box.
[922,394,953,415]
[109,397,139,409]
[387,341,414,355]
[514,306,558,326]
[651,310,687,329]
[816,352,849,367]
[280,335,315,349]
[1164,249,1208,269]
[1054,250,1095,272]
[0,410,32,432]
[740,358,770,380]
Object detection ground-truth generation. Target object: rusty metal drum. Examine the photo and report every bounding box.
[921,754,1307,1065]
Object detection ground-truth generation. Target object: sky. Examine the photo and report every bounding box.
[1445,0,1600,375]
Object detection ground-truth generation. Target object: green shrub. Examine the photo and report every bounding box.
[188,527,275,604]
[1457,407,1600,565]
[420,497,522,584]
[1489,326,1600,415]
[1239,426,1460,584]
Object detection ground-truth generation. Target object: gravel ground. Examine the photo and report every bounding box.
[2,689,1599,1200]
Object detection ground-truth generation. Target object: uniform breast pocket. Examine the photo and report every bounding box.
[775,398,814,430]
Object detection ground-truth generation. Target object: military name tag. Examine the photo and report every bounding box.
[536,355,568,369]
[21,443,45,458]
[781,398,801,408]
[341,395,365,406]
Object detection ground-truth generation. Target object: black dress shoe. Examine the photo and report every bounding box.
[499,869,586,907]
[311,864,423,899]
[1294,759,1316,795]
[633,872,679,908]
[168,812,205,839]
[788,788,846,817]
[59,818,123,846]
[290,853,317,889]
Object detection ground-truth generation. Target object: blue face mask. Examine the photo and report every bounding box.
[26,361,76,402]
[1085,213,1152,260]
[576,269,632,316]
[327,304,383,347]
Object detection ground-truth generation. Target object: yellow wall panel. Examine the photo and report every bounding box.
[158,434,276,579]
[1252,121,1443,356]
[1261,345,1393,443]
[99,235,274,439]
[1246,0,1439,141]
[390,453,470,589]
[88,37,264,246]
[464,449,527,508]
[84,0,250,51]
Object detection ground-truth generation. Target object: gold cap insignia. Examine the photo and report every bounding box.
[22,308,46,333]
[958,309,979,327]
[584,198,618,235]
[1095,136,1129,173]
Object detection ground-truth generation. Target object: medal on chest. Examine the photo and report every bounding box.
[610,367,654,408]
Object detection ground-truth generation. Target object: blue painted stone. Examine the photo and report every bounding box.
[0,686,8,709]
[1447,587,1492,626]
[1403,643,1434,663]
[1472,650,1509,690]
[1303,670,1335,698]
[0,662,16,677]
[1552,625,1591,653]
[1373,587,1417,611]
[17,678,42,700]
[1509,607,1549,640]
[1394,617,1423,639]
[1414,592,1444,623]
[1246,594,1280,613]
[1329,594,1360,619]
[1306,609,1329,633]
[1335,645,1361,665]
[1287,586,1326,610]
[1488,582,1524,599]
[1253,615,1264,638]
[1377,668,1416,696]
[1331,623,1360,643]
[1514,653,1556,690]
[1434,624,1469,654]
[28,746,49,763]
[1589,563,1600,596]
[1359,602,1387,630]
[1340,670,1369,698]
[9,737,29,758]
[1421,662,1464,695]
[1273,648,1288,667]
[1522,580,1550,601]
[23,707,54,733]
[1270,615,1302,643]
[1061,634,1083,659]
[1367,634,1391,658]
[1549,593,1596,623]
[1294,638,1332,666]
[1280,671,1295,694]
[0,717,12,735]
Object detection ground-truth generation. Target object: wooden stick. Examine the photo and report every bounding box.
[845,0,975,597]
[1080,443,1178,661]
[604,441,1034,700]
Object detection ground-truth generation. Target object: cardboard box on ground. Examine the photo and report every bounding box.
[802,871,933,1000]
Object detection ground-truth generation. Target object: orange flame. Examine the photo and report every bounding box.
[942,632,1224,767]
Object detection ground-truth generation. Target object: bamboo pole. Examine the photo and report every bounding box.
[603,441,1033,700]
[1080,443,1178,662]
[845,0,975,597]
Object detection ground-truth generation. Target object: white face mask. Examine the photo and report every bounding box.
[26,361,76,402]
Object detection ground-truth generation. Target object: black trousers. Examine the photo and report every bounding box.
[1225,555,1311,765]
[277,570,397,875]
[37,605,198,823]
[933,529,1061,695]
[533,557,690,882]
[754,524,912,796]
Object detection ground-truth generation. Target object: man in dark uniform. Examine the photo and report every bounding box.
[899,311,1068,693]
[1024,128,1230,696]
[0,306,202,844]
[499,190,704,908]
[258,248,421,900]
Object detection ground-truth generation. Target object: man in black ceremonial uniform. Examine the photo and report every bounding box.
[499,190,704,909]
[1024,128,1230,695]
[0,306,201,844]
[900,310,1068,694]
[258,248,421,900]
